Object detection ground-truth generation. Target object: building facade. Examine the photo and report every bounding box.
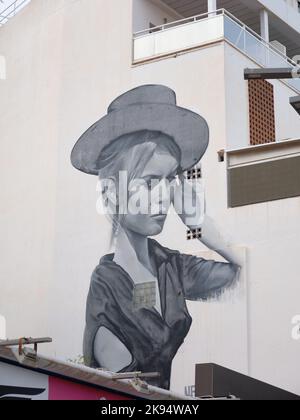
[0,0,300,397]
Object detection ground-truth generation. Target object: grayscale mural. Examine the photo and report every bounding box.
[71,85,241,390]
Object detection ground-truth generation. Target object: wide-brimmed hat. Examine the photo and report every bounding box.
[71,85,209,175]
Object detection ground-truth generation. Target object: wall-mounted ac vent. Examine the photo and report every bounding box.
[228,155,300,207]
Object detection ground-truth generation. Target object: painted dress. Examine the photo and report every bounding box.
[83,239,239,390]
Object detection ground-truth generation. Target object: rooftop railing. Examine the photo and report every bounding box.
[133,8,300,93]
[0,0,31,26]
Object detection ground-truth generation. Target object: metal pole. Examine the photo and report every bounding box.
[111,372,160,380]
[0,337,52,347]
[244,68,300,80]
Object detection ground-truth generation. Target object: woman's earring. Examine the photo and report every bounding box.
[115,220,120,238]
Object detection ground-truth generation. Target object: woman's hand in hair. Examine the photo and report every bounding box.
[172,177,242,268]
[199,215,243,268]
[172,173,205,228]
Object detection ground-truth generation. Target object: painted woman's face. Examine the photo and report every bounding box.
[121,150,179,237]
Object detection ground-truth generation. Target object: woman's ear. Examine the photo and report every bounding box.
[106,179,117,206]
[100,177,117,215]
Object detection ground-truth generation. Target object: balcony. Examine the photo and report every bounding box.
[133,9,300,93]
[158,0,300,60]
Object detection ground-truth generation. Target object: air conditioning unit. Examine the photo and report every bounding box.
[270,40,287,56]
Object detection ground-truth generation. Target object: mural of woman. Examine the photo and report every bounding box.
[71,85,242,390]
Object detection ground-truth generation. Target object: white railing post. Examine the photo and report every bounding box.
[260,9,270,42]
[208,0,217,16]
[260,9,270,66]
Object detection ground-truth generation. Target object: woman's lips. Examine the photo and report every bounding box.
[151,214,167,221]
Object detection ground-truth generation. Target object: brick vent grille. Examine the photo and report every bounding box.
[248,79,276,145]
[187,167,202,180]
[187,228,202,241]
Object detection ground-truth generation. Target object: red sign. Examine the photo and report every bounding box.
[48,377,132,400]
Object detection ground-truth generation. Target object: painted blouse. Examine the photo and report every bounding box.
[83,239,239,390]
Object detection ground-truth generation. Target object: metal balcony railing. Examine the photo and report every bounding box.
[133,8,300,93]
[0,0,31,26]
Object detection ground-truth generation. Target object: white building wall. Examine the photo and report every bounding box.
[274,83,300,141]
[225,43,300,150]
[0,0,134,358]
[224,42,300,394]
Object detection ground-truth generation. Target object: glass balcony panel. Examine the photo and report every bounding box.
[224,15,246,51]
[244,30,266,66]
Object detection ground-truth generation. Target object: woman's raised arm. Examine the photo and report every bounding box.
[197,215,243,268]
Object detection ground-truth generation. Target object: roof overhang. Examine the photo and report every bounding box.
[0,347,195,400]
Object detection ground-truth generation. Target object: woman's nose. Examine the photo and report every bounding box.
[153,179,171,206]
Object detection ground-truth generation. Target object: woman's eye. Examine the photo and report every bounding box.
[145,178,160,188]
[167,176,176,183]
